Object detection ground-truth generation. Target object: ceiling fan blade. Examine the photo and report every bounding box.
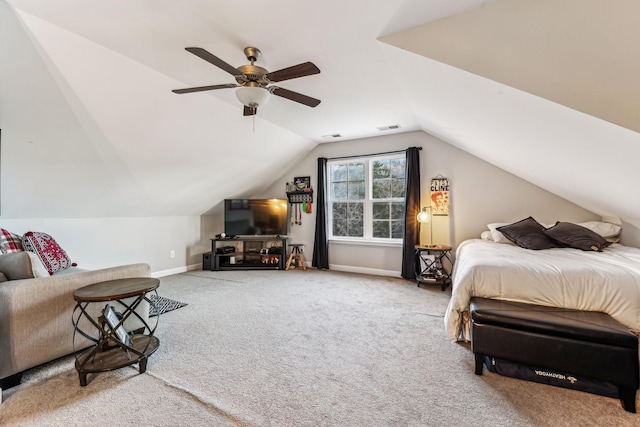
[244,105,256,116]
[172,83,238,94]
[266,62,320,83]
[271,87,321,107]
[185,47,243,77]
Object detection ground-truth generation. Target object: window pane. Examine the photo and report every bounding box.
[372,159,390,179]
[348,222,363,237]
[391,220,404,238]
[372,202,389,219]
[390,159,405,179]
[373,220,389,238]
[348,162,365,181]
[333,202,347,219]
[347,203,363,221]
[390,179,405,198]
[372,180,391,199]
[333,219,347,236]
[391,202,405,219]
[348,181,365,200]
[332,182,348,200]
[333,203,348,236]
[331,164,347,182]
[347,203,363,237]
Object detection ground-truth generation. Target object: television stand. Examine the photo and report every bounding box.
[209,237,288,271]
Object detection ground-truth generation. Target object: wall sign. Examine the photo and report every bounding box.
[293,176,311,192]
[430,176,450,216]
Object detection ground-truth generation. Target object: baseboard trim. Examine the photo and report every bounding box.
[328,264,401,278]
[152,263,201,278]
[153,263,400,278]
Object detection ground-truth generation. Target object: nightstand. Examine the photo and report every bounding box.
[414,244,453,291]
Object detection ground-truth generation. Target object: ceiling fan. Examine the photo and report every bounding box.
[172,47,321,116]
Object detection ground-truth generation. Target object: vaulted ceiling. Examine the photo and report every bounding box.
[2,0,639,226]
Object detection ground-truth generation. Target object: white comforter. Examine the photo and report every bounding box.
[444,239,640,342]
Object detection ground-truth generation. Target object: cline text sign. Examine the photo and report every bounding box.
[430,177,450,216]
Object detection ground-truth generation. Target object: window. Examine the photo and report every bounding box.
[328,155,406,241]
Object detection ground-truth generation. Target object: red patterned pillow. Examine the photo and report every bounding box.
[21,231,76,275]
[1,228,23,254]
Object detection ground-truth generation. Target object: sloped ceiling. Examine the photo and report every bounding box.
[2,0,639,227]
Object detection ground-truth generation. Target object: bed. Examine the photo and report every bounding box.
[444,220,640,342]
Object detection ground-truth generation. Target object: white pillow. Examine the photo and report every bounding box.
[487,223,515,245]
[480,230,493,241]
[577,221,621,238]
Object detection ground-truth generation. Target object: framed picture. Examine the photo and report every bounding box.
[293,176,311,192]
[103,305,131,346]
[430,177,450,216]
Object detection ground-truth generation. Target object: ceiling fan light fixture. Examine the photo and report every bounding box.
[236,86,270,108]
[173,47,321,115]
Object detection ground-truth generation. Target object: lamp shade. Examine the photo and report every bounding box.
[236,86,270,107]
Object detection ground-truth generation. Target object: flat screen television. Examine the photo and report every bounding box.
[224,199,289,236]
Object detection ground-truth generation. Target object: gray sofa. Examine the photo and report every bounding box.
[0,253,151,391]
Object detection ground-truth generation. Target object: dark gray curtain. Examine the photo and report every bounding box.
[401,147,421,280]
[312,157,329,269]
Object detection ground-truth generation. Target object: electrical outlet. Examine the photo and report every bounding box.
[170,250,175,258]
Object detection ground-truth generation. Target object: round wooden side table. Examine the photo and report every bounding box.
[72,277,160,386]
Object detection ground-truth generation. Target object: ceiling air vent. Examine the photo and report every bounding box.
[321,134,342,139]
[377,124,401,131]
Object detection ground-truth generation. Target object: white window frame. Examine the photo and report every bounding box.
[327,154,406,244]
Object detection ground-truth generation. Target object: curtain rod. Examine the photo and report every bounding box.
[324,146,421,161]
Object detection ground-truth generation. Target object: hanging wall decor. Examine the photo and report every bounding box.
[430,176,450,216]
[286,176,313,226]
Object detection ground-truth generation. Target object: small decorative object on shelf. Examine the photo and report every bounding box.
[414,244,453,291]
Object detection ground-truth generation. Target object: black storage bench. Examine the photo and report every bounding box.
[470,297,639,413]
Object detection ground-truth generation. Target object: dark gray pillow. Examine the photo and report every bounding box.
[544,221,611,252]
[496,217,561,250]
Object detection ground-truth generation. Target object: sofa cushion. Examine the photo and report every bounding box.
[0,228,23,254]
[0,251,50,280]
[21,231,76,275]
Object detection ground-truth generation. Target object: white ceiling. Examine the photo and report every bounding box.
[3,0,640,225]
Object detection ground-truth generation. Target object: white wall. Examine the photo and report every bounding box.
[261,131,600,277]
[0,217,206,276]
[0,130,611,279]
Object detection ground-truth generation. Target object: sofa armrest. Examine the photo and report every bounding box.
[0,263,151,381]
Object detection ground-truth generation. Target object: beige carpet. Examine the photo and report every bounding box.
[1,269,638,426]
